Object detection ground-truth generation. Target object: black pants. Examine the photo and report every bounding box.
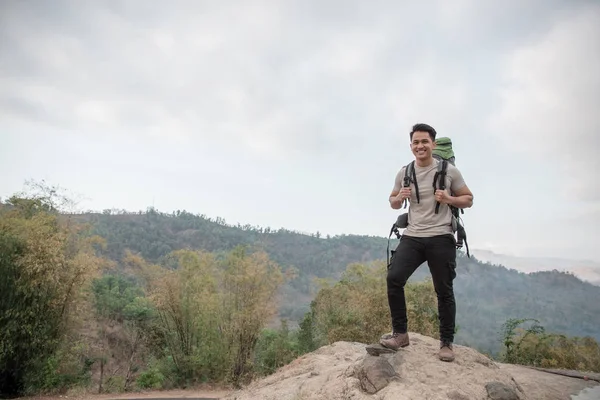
[387,234,457,342]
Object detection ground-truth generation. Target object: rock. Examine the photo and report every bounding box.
[447,390,471,400]
[222,332,595,400]
[353,355,399,394]
[486,381,520,400]
[498,363,597,400]
[366,343,397,356]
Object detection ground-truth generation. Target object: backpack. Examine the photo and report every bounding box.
[387,137,470,267]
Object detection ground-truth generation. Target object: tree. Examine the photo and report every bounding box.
[219,246,286,386]
[500,318,545,364]
[499,318,600,371]
[305,261,440,347]
[141,249,223,384]
[0,183,103,397]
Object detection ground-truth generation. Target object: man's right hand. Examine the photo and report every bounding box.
[390,187,411,209]
[399,187,411,202]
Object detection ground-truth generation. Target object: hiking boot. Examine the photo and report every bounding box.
[379,331,409,350]
[439,340,454,362]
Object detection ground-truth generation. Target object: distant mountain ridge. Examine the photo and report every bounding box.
[471,249,600,286]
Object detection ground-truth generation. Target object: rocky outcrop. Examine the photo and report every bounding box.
[223,332,599,400]
[354,354,399,394]
[485,381,520,400]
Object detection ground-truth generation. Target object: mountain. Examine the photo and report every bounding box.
[73,208,600,356]
[471,249,600,286]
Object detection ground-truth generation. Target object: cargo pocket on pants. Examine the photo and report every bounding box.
[449,260,457,280]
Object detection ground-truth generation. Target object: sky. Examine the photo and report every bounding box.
[1,0,599,262]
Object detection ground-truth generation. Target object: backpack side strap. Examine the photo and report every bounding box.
[455,216,470,257]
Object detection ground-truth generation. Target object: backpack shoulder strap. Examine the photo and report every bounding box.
[402,161,419,207]
[403,161,414,187]
[433,159,448,214]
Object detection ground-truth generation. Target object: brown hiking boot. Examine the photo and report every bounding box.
[379,332,409,350]
[439,340,455,362]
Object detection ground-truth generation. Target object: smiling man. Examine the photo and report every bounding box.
[381,123,474,362]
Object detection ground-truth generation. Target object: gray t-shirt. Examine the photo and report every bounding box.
[392,159,467,237]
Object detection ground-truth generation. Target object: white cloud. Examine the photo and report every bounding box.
[1,0,599,262]
[488,4,600,202]
[0,1,479,159]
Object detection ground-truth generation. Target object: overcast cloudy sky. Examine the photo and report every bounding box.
[1,0,599,261]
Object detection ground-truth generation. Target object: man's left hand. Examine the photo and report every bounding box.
[435,189,453,205]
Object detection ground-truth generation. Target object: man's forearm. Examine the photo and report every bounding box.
[390,196,403,209]
[449,195,473,209]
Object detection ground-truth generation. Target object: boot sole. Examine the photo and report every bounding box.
[379,340,410,350]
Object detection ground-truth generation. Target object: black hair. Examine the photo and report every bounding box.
[410,123,437,141]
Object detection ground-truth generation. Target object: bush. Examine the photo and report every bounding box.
[303,261,440,347]
[500,318,600,372]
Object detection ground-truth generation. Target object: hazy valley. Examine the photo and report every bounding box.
[471,249,600,287]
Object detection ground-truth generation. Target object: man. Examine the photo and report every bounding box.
[380,123,473,362]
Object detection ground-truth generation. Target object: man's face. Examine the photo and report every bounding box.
[410,131,435,161]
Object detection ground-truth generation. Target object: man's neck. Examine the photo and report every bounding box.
[415,157,434,168]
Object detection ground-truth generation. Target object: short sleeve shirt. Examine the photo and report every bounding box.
[392,159,466,237]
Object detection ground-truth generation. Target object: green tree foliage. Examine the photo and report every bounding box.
[219,246,286,386]
[449,256,600,356]
[0,185,103,397]
[296,309,318,354]
[89,273,159,393]
[79,209,384,298]
[500,318,545,364]
[500,318,600,372]
[91,274,147,322]
[303,261,440,346]
[253,320,300,376]
[132,249,225,386]
[129,246,286,387]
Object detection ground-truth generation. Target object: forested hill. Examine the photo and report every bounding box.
[76,208,600,355]
[77,208,387,298]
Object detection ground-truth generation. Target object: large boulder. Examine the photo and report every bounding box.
[223,332,598,400]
